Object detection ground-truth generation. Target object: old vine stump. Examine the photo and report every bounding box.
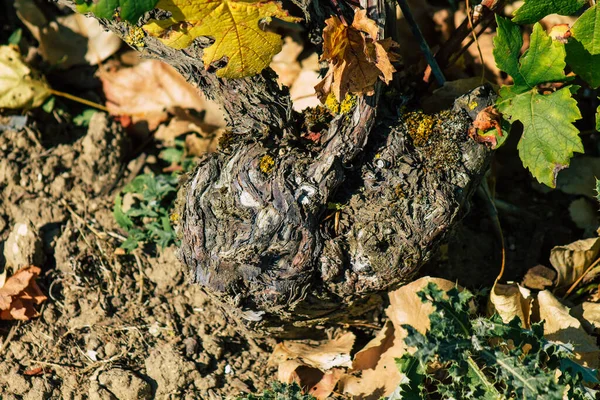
[178,86,494,336]
[62,0,495,336]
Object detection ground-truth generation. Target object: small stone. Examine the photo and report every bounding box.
[104,342,119,358]
[194,374,217,391]
[183,337,198,357]
[4,221,45,269]
[98,369,152,400]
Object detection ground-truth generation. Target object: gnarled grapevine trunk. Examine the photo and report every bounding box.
[62,0,494,336]
[178,86,494,336]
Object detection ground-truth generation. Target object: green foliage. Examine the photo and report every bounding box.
[113,173,179,252]
[73,109,97,127]
[390,283,598,400]
[237,382,316,400]
[159,139,198,172]
[597,104,600,132]
[566,39,600,89]
[74,0,157,23]
[596,178,600,203]
[512,0,586,25]
[494,17,583,187]
[571,5,600,55]
[8,29,22,45]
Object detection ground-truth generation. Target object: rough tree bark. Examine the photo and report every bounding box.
[62,0,495,337]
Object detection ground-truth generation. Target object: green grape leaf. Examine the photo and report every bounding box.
[75,0,158,23]
[497,85,583,187]
[494,16,526,87]
[512,0,586,25]
[571,4,600,55]
[566,38,600,88]
[494,18,568,91]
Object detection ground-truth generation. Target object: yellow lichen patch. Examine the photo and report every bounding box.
[405,112,436,147]
[125,25,146,48]
[259,155,275,174]
[468,100,478,110]
[325,92,340,114]
[170,212,180,223]
[325,93,357,115]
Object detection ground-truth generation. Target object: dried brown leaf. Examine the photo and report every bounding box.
[537,290,600,368]
[488,282,533,327]
[269,332,355,370]
[550,238,600,289]
[100,60,225,134]
[315,10,398,102]
[0,266,47,321]
[340,277,458,399]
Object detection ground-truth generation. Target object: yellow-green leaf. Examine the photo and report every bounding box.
[497,86,583,187]
[0,45,51,109]
[571,4,600,55]
[143,0,300,78]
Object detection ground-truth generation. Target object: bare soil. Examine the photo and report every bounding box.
[0,112,277,399]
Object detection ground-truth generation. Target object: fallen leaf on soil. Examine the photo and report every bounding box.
[277,360,344,400]
[16,0,121,68]
[572,302,600,333]
[521,265,557,290]
[488,282,533,327]
[340,277,458,399]
[0,45,51,109]
[143,0,300,78]
[270,332,355,370]
[270,332,354,399]
[0,266,47,320]
[315,9,399,102]
[537,290,600,368]
[549,237,600,289]
[100,60,225,135]
[154,108,223,147]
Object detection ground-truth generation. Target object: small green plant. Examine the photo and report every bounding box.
[390,283,598,400]
[113,172,179,252]
[237,382,316,400]
[492,2,600,187]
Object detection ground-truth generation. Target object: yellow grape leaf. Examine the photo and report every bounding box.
[315,10,398,102]
[0,45,51,109]
[143,0,300,78]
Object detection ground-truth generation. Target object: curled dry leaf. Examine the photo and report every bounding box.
[549,237,600,289]
[339,277,458,399]
[537,290,600,368]
[0,266,47,320]
[315,9,399,102]
[572,302,600,333]
[269,332,355,399]
[488,282,533,328]
[269,332,355,370]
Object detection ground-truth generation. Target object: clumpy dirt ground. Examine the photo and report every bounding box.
[0,112,277,399]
